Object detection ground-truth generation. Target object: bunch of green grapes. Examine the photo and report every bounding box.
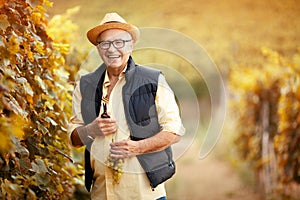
[105,155,124,184]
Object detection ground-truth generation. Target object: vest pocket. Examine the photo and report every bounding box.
[136,147,175,189]
[146,160,176,188]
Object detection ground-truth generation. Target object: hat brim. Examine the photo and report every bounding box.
[87,22,140,46]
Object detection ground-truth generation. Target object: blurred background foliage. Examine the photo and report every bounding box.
[229,48,300,199]
[0,0,300,199]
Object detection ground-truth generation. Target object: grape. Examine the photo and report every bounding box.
[105,154,124,184]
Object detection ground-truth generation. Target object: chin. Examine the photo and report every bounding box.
[106,63,126,70]
[108,63,123,68]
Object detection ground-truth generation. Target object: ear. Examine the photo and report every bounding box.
[125,41,134,54]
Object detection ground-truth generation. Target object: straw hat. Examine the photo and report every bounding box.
[87,12,140,46]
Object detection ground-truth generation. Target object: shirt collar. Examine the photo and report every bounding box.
[103,65,127,88]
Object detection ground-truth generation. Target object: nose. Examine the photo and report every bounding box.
[107,43,117,52]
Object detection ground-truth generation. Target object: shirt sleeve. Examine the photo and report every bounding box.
[67,81,85,142]
[155,74,185,136]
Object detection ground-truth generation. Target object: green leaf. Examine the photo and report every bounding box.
[37,121,49,134]
[45,116,58,126]
[35,173,50,186]
[32,158,48,174]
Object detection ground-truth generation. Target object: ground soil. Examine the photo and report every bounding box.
[166,136,263,200]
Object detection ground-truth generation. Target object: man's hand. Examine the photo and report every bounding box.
[109,131,180,159]
[109,139,140,159]
[86,116,118,138]
[71,116,117,147]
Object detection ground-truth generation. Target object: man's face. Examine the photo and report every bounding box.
[97,29,133,70]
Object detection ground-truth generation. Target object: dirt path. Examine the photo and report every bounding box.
[166,137,263,200]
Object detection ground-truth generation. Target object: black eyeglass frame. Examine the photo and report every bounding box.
[97,39,132,50]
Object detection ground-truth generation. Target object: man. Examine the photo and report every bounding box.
[68,12,185,200]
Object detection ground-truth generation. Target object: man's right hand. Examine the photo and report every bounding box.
[71,116,117,147]
[86,116,118,138]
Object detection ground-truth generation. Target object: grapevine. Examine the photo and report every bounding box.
[229,47,300,199]
[0,0,86,199]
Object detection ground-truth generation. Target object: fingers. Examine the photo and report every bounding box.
[109,140,139,159]
[86,117,117,137]
[110,145,130,158]
[99,118,117,136]
[110,141,127,158]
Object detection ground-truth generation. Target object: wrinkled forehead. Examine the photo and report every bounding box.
[97,29,132,42]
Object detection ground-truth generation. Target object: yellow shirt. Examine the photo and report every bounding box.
[68,69,185,200]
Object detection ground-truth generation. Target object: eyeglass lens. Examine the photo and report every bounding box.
[98,40,131,50]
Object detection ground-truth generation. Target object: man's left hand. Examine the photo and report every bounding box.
[109,139,140,159]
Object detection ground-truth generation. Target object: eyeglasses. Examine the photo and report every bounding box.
[97,39,132,50]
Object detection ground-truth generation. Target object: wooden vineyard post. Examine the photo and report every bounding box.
[261,100,278,200]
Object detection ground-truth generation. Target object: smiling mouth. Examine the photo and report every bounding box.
[107,55,121,59]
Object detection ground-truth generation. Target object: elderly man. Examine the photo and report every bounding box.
[68,12,185,200]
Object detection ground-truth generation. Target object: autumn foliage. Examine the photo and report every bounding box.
[229,48,300,199]
[0,0,85,199]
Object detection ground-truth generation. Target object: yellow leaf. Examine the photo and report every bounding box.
[43,0,53,7]
[34,75,47,91]
[31,11,42,25]
[26,94,34,105]
[0,14,9,30]
[52,43,70,54]
[6,32,20,55]
[57,183,64,193]
[66,6,80,15]
[27,50,34,62]
[41,93,55,110]
[34,41,45,55]
[28,188,37,200]
[0,133,11,152]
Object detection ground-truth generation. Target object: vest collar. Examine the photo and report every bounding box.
[125,56,136,73]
